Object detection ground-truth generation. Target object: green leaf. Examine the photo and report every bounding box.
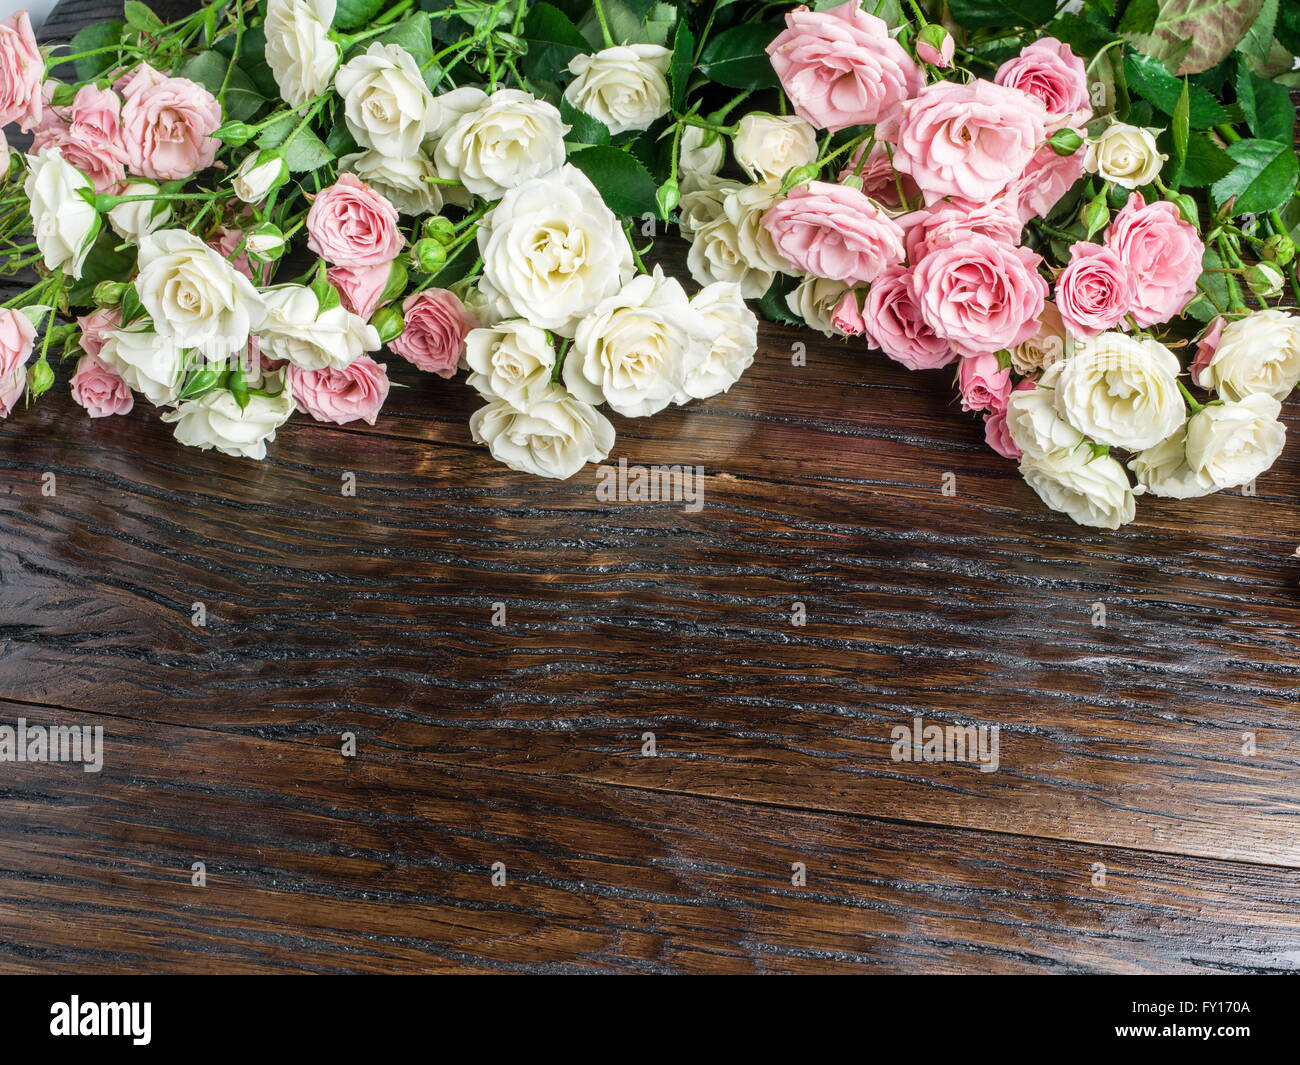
[1181,130,1236,186]
[699,23,782,90]
[334,0,387,31]
[123,1,163,32]
[1185,245,1227,320]
[1046,11,1121,56]
[757,274,805,328]
[68,21,123,81]
[567,145,658,217]
[560,97,610,145]
[281,129,336,173]
[1211,137,1300,214]
[373,11,436,66]
[67,231,135,306]
[946,0,1056,29]
[180,50,265,122]
[1119,0,1160,33]
[1235,66,1295,142]
[215,26,280,100]
[1169,76,1191,183]
[670,20,695,112]
[521,2,592,81]
[1130,0,1266,75]
[1124,52,1228,126]
[1236,0,1279,65]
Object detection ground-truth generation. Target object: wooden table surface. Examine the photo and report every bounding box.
[1,3,1298,975]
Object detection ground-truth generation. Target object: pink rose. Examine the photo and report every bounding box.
[912,236,1048,357]
[0,307,35,377]
[120,71,221,181]
[995,38,1091,132]
[762,180,905,285]
[1055,241,1135,338]
[838,142,921,210]
[328,263,392,320]
[114,62,168,98]
[984,411,1020,459]
[288,355,390,425]
[958,351,1012,413]
[882,80,1047,203]
[899,198,1022,264]
[1190,316,1225,389]
[30,84,129,193]
[916,33,955,69]
[76,307,122,358]
[1009,135,1086,223]
[863,265,956,371]
[389,289,477,377]
[766,1,923,132]
[70,353,133,418]
[0,366,24,418]
[830,289,865,336]
[0,12,42,132]
[1105,192,1203,328]
[307,174,404,269]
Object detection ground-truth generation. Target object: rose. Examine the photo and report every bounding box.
[1191,310,1300,401]
[830,289,866,336]
[958,352,1012,413]
[470,386,615,480]
[390,288,478,377]
[1184,393,1286,490]
[863,266,955,370]
[1105,192,1203,328]
[107,181,172,244]
[338,150,448,216]
[24,148,99,279]
[883,80,1047,203]
[98,327,184,406]
[681,282,759,401]
[679,126,725,180]
[786,276,854,337]
[1085,124,1165,189]
[335,43,439,160]
[679,176,738,234]
[916,27,955,69]
[0,308,35,378]
[288,355,389,426]
[464,320,555,410]
[433,88,567,199]
[265,0,340,108]
[733,113,818,184]
[1128,429,1215,499]
[328,262,394,321]
[232,149,289,203]
[984,412,1020,459]
[32,84,129,192]
[994,38,1091,132]
[762,181,905,285]
[0,367,24,418]
[1055,242,1136,338]
[564,267,714,418]
[120,68,221,181]
[1005,380,1084,459]
[838,143,921,211]
[70,354,134,418]
[899,198,1023,263]
[476,165,633,336]
[1009,136,1086,223]
[306,173,404,268]
[76,308,121,359]
[563,45,671,135]
[727,182,790,274]
[161,378,296,460]
[1008,301,1066,375]
[1020,447,1138,529]
[259,285,379,370]
[766,1,922,132]
[687,215,775,299]
[1050,332,1184,450]
[0,11,42,131]
[911,236,1047,357]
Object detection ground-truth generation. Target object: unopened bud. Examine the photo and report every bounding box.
[779,164,819,194]
[1083,196,1109,240]
[93,280,128,307]
[1048,128,1083,156]
[380,259,408,305]
[422,215,456,243]
[27,359,53,398]
[916,24,954,68]
[1245,261,1284,299]
[372,306,405,344]
[411,238,446,273]
[231,149,289,203]
[215,121,254,147]
[245,222,286,263]
[656,178,679,219]
[1168,192,1199,227]
[1263,231,1296,266]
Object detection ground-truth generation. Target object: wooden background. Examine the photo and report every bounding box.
[0,2,1298,974]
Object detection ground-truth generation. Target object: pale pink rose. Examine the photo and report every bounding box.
[863,265,956,370]
[0,307,35,377]
[32,125,127,193]
[912,236,1048,357]
[766,1,923,132]
[307,174,404,269]
[76,307,122,358]
[958,351,1012,413]
[916,34,954,69]
[30,84,129,192]
[882,80,1047,203]
[995,38,1091,132]
[120,72,221,181]
[1190,316,1225,389]
[899,198,1022,264]
[389,289,477,377]
[1105,192,1203,328]
[838,142,921,210]
[328,263,392,320]
[984,411,1020,459]
[1055,241,1135,339]
[288,355,390,425]
[1009,135,1086,223]
[762,181,905,285]
[830,290,865,336]
[208,228,255,280]
[0,12,42,132]
[115,62,169,99]
[70,353,134,418]
[0,366,24,417]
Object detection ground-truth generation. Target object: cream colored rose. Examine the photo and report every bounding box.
[108,181,171,244]
[564,266,714,418]
[563,45,671,135]
[686,215,775,298]
[335,43,438,160]
[678,175,741,237]
[733,113,817,184]
[465,320,556,410]
[98,327,183,407]
[1009,301,1067,375]
[339,149,445,215]
[477,164,633,337]
[679,125,725,181]
[258,285,380,370]
[679,281,758,401]
[1005,380,1085,458]
[470,384,615,479]
[1195,309,1300,401]
[1128,428,1216,499]
[24,147,97,279]
[136,230,266,358]
[1052,332,1184,450]
[726,182,790,274]
[787,276,851,337]
[265,0,339,108]
[231,150,288,203]
[1184,392,1286,489]
[161,374,295,460]
[1085,123,1165,189]
[1020,447,1139,529]
[433,88,567,200]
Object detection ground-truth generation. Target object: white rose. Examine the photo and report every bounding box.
[565,267,714,418]
[679,282,758,401]
[1184,393,1286,489]
[678,175,741,237]
[1128,429,1216,499]
[258,285,380,370]
[107,181,171,244]
[1052,332,1184,450]
[686,215,775,299]
[231,150,289,203]
[24,147,98,279]
[1195,309,1300,401]
[1020,447,1139,529]
[98,327,184,407]
[465,320,556,410]
[1085,123,1165,189]
[679,125,725,181]
[338,149,444,215]
[433,88,567,200]
[726,182,791,274]
[1005,380,1084,459]
[335,43,438,160]
[264,0,340,108]
[0,129,9,176]
[161,376,296,460]
[477,164,633,337]
[470,385,615,479]
[733,113,818,184]
[563,45,671,135]
[136,230,266,359]
[787,276,851,337]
